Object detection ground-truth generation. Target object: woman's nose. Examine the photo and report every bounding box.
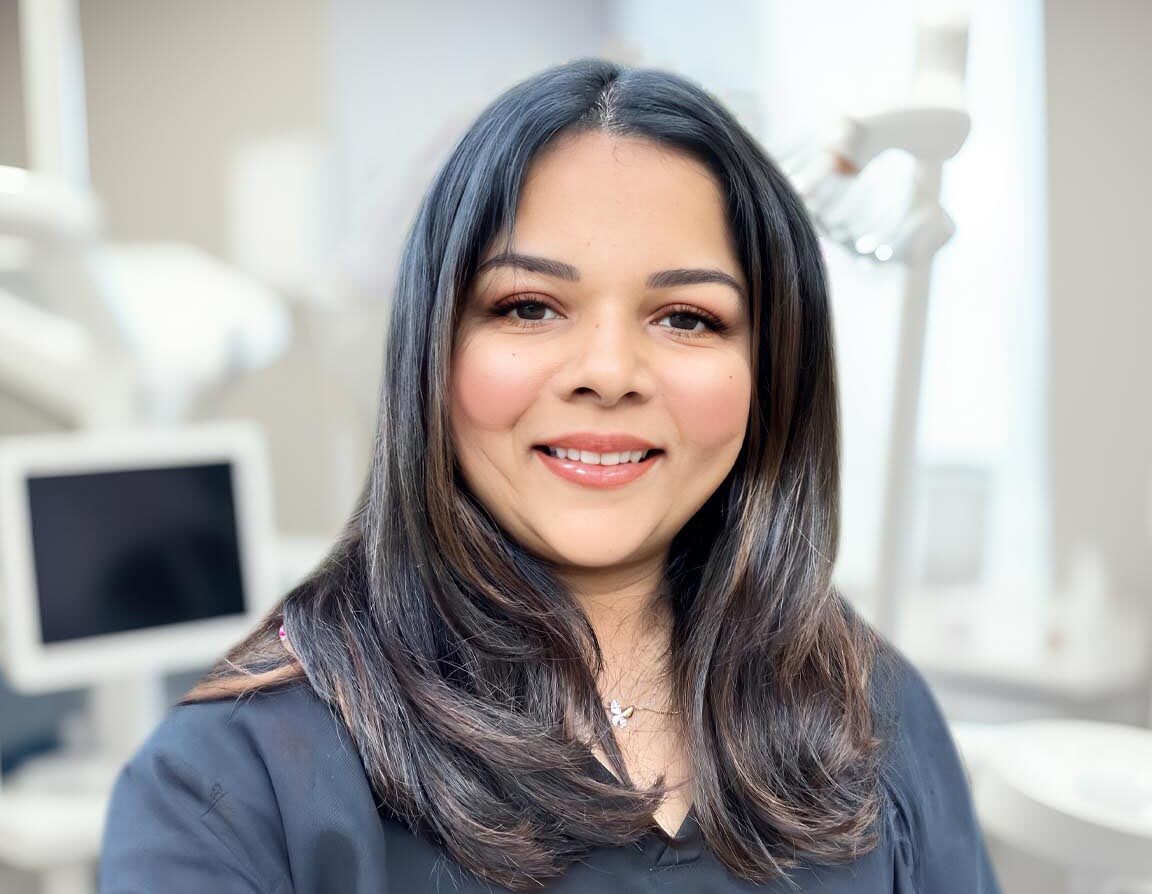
[561,306,655,404]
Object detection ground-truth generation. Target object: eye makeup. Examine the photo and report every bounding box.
[486,295,733,340]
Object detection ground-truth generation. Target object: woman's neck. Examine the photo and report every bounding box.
[558,559,675,704]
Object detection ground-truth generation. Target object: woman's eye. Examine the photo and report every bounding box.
[490,299,557,327]
[657,311,712,334]
[501,300,556,323]
[656,306,730,338]
[489,298,728,339]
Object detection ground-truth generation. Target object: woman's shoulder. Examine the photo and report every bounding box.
[100,679,364,894]
[870,643,1003,893]
[149,678,344,761]
[870,644,975,799]
[119,678,350,798]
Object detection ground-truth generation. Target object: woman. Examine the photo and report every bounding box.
[99,58,1002,893]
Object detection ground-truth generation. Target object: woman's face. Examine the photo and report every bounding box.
[450,131,753,574]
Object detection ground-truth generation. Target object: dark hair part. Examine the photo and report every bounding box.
[184,57,899,891]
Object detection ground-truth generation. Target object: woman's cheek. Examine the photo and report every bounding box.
[665,358,751,450]
[450,339,544,435]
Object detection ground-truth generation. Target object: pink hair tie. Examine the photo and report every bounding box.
[278,623,287,640]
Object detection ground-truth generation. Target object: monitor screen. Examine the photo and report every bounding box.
[26,462,247,644]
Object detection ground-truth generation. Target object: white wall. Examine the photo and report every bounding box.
[1044,0,1152,614]
[77,0,328,259]
[0,0,25,167]
[327,0,613,301]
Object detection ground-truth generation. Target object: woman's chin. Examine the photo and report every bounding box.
[533,533,658,571]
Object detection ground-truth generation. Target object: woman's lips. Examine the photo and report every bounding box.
[533,447,663,488]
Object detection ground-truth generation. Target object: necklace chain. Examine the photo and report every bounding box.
[604,697,681,728]
[285,619,678,732]
[600,660,678,729]
[284,620,680,730]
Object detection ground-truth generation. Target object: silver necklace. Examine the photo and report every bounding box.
[282,622,681,731]
[283,620,683,733]
[605,698,681,728]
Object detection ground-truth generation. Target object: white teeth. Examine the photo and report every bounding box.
[545,446,653,465]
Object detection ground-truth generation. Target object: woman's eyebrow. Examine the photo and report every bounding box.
[475,251,746,303]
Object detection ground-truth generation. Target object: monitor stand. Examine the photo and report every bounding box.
[1,675,166,797]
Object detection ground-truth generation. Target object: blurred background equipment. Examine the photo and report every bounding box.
[784,103,970,267]
[0,421,323,893]
[0,165,137,431]
[781,4,975,645]
[0,162,295,429]
[961,719,1152,894]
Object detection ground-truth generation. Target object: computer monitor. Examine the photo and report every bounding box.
[0,420,279,695]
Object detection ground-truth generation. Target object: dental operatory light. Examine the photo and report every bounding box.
[782,105,970,267]
[778,3,973,643]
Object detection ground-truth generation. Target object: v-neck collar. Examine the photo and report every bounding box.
[586,753,703,867]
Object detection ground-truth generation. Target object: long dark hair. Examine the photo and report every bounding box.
[183,57,898,890]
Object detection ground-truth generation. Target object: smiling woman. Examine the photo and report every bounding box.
[98,57,1002,894]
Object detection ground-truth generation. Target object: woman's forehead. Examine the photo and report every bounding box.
[477,134,743,292]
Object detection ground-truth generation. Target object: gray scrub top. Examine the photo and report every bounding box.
[98,649,1003,892]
